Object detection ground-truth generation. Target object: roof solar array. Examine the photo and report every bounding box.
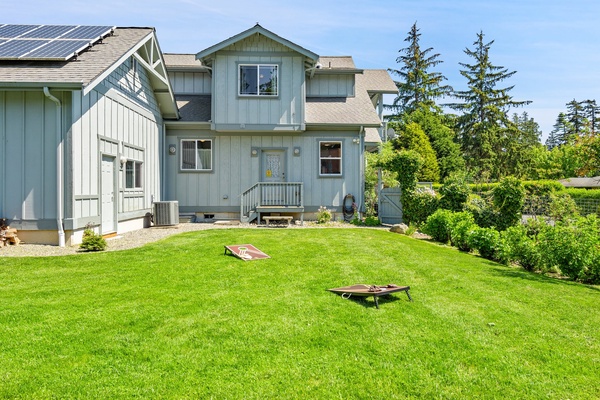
[0,24,114,61]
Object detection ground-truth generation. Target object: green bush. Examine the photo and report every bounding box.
[565,188,600,200]
[422,209,454,243]
[466,194,497,228]
[493,177,525,231]
[79,228,107,252]
[439,175,470,212]
[316,206,332,224]
[523,180,566,196]
[501,225,542,271]
[403,187,440,225]
[467,226,503,261]
[548,192,579,222]
[448,211,476,252]
[364,216,381,226]
[537,215,600,282]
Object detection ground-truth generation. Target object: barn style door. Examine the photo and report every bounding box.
[379,187,403,225]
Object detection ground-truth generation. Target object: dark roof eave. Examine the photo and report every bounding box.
[0,82,83,90]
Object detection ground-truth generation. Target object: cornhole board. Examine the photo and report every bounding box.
[224,244,270,261]
[328,284,412,308]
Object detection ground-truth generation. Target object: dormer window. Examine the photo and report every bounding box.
[239,64,278,96]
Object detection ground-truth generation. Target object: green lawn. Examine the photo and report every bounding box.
[1,228,599,399]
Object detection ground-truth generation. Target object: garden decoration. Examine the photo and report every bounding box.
[328,284,412,309]
[224,244,270,261]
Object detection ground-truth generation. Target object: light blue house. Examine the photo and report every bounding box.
[163,24,396,224]
[0,24,396,245]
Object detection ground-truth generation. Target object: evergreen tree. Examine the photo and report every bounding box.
[387,22,452,115]
[402,105,465,180]
[566,99,586,137]
[497,112,542,178]
[391,121,440,182]
[549,112,571,146]
[448,31,531,178]
[581,99,599,134]
[545,130,559,150]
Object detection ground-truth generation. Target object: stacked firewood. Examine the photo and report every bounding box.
[0,219,20,247]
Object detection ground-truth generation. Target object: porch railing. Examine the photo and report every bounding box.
[241,182,304,220]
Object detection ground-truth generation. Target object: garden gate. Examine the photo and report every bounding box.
[379,187,403,224]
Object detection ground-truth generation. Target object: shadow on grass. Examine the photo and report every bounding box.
[331,292,412,309]
[485,263,600,293]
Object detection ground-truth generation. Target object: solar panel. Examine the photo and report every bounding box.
[20,25,78,39]
[24,39,90,60]
[0,24,115,61]
[0,39,48,58]
[62,25,114,40]
[0,24,38,39]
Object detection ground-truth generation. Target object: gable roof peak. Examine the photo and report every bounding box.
[196,24,319,63]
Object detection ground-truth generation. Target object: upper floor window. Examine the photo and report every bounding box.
[239,64,278,96]
[125,160,143,189]
[181,139,213,171]
[319,141,342,176]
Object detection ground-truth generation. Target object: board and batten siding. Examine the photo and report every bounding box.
[168,71,211,94]
[164,129,362,213]
[70,60,163,228]
[0,90,70,227]
[211,35,306,130]
[306,74,355,97]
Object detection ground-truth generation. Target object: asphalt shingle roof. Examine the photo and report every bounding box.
[0,28,153,88]
[176,95,211,122]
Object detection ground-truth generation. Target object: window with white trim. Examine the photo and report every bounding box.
[181,139,213,171]
[125,160,143,189]
[319,141,342,176]
[239,64,278,96]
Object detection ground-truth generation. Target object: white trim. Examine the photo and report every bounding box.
[318,140,343,176]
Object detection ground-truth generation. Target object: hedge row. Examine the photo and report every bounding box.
[421,210,600,284]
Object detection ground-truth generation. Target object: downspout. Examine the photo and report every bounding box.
[359,125,365,218]
[43,87,65,247]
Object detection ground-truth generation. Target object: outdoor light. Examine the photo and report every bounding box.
[119,156,128,170]
[293,147,301,156]
[352,138,360,144]
[251,148,258,157]
[168,144,176,155]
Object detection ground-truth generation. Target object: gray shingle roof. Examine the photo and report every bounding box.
[559,176,600,188]
[0,28,153,88]
[176,95,211,122]
[363,69,398,93]
[163,53,208,70]
[364,127,382,143]
[305,69,394,127]
[317,56,356,70]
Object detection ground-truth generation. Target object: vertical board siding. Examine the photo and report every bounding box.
[0,90,65,221]
[212,34,305,128]
[307,75,355,97]
[168,71,211,94]
[165,130,361,212]
[72,58,163,223]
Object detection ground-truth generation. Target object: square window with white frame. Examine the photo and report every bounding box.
[319,141,342,176]
[239,64,278,96]
[181,139,213,171]
[125,160,143,189]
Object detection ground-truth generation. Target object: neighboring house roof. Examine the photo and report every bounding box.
[196,24,319,67]
[0,27,178,118]
[363,69,398,94]
[364,127,382,144]
[164,53,208,72]
[559,176,600,188]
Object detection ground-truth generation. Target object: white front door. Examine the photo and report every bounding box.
[101,155,116,234]
[261,150,286,183]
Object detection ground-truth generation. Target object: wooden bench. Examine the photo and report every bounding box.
[263,216,293,227]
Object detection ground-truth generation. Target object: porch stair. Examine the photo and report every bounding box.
[240,182,304,224]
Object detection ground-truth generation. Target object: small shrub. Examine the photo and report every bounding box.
[364,216,380,226]
[501,225,541,271]
[80,228,107,252]
[466,194,497,228]
[493,176,525,231]
[439,174,470,212]
[448,211,476,252]
[403,187,440,225]
[548,192,579,222]
[422,209,454,243]
[316,206,332,224]
[467,226,502,261]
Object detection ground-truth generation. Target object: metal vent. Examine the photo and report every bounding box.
[153,201,179,226]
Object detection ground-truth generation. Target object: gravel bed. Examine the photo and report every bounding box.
[1,221,392,258]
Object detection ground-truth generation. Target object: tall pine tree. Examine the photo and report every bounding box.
[566,99,586,138]
[387,22,452,115]
[448,31,531,178]
[549,112,571,147]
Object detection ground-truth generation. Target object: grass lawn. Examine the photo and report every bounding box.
[1,228,599,399]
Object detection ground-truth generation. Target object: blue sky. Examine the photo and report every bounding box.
[5,0,600,139]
